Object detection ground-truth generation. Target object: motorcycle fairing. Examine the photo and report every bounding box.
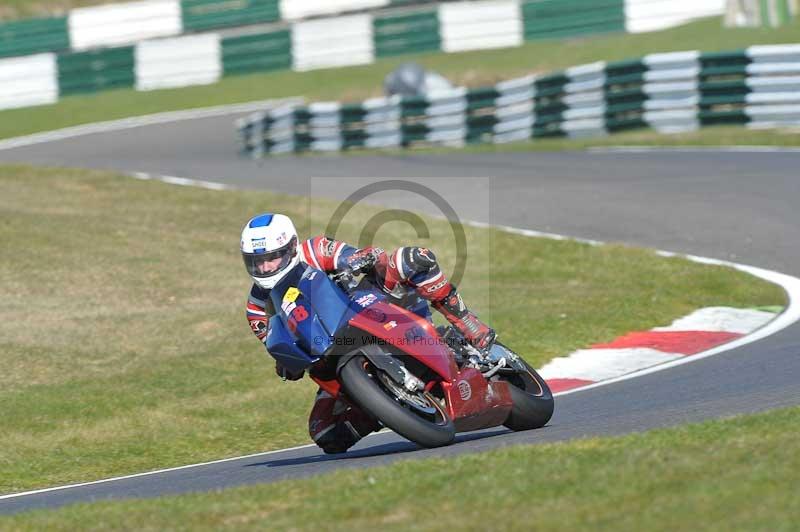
[440,368,513,432]
[350,303,513,430]
[266,313,318,374]
[266,264,391,372]
[267,264,337,372]
[265,264,513,432]
[347,300,459,381]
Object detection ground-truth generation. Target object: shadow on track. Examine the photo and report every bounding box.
[251,427,512,468]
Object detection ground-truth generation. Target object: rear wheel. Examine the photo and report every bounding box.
[340,355,455,448]
[495,345,554,431]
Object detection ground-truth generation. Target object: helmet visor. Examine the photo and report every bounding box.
[243,236,297,279]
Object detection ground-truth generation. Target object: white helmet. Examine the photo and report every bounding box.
[241,213,299,290]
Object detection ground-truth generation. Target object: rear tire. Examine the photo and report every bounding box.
[499,348,554,431]
[340,355,455,448]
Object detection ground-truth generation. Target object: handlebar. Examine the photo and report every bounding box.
[330,268,358,292]
[331,268,354,282]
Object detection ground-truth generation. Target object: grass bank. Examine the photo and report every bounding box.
[0,17,799,142]
[6,405,799,530]
[0,165,785,494]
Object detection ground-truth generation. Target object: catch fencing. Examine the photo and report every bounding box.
[237,44,800,155]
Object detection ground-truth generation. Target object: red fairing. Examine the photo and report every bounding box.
[347,301,459,382]
[311,377,340,398]
[440,368,513,432]
[348,301,513,432]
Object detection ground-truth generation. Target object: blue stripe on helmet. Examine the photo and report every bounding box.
[249,214,274,228]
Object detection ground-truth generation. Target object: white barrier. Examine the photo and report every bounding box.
[279,0,389,21]
[640,50,701,132]
[135,34,221,91]
[291,14,374,71]
[69,0,182,51]
[746,44,800,127]
[0,54,58,111]
[439,0,523,53]
[625,0,725,33]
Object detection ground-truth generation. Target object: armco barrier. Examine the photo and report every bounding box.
[236,44,800,155]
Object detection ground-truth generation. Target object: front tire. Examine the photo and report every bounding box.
[340,355,455,448]
[498,348,554,431]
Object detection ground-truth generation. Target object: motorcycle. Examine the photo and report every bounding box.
[265,263,554,448]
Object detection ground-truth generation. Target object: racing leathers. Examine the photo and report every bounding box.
[245,235,495,453]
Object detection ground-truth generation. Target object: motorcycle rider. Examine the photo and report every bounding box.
[241,212,495,454]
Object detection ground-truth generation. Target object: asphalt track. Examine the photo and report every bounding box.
[1,111,799,514]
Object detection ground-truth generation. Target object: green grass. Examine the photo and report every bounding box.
[0,164,785,494]
[472,125,800,151]
[0,0,117,20]
[5,405,799,530]
[305,125,800,160]
[1,16,799,142]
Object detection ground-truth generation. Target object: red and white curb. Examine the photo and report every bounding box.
[539,306,780,393]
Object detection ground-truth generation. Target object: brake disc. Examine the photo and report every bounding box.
[377,371,437,415]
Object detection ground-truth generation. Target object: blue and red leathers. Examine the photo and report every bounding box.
[246,236,494,453]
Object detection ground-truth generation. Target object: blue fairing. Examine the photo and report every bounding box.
[265,264,390,373]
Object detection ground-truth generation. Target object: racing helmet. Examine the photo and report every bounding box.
[241,213,299,290]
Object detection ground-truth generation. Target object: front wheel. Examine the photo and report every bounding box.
[496,345,554,431]
[340,355,455,448]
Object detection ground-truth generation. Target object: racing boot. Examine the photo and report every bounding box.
[308,389,381,454]
[431,286,496,351]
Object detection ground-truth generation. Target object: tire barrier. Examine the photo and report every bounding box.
[237,44,800,155]
[0,0,753,111]
[0,0,415,59]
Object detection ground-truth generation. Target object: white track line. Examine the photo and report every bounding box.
[588,145,800,154]
[2,172,798,502]
[0,98,302,152]
[0,441,318,501]
[0,429,398,501]
[131,172,232,191]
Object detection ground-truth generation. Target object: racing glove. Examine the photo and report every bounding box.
[275,362,304,381]
[346,247,382,275]
[432,287,496,350]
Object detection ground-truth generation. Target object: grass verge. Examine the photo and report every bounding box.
[0,0,116,20]
[5,405,800,530]
[296,125,800,161]
[0,16,799,142]
[0,164,785,494]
